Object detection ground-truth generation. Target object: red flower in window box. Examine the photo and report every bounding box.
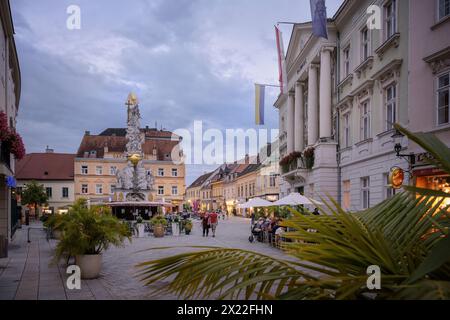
[0,111,26,160]
[0,112,9,141]
[7,131,26,160]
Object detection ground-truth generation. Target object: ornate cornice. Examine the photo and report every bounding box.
[375,33,401,60]
[354,56,374,79]
[372,59,403,81]
[350,79,375,100]
[424,46,450,74]
[336,95,354,112]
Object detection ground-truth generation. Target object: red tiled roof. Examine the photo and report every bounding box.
[99,128,179,139]
[77,129,181,161]
[187,172,213,189]
[16,153,75,181]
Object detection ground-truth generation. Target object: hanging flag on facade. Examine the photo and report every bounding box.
[275,25,288,95]
[255,84,265,125]
[310,0,328,39]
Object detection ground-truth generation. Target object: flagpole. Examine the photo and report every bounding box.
[255,83,281,88]
[277,22,301,25]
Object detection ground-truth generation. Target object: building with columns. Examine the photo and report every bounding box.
[275,21,339,203]
[276,0,411,211]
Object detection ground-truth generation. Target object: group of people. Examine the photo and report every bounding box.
[250,215,286,245]
[200,211,219,237]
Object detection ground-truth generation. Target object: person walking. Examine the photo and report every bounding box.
[202,212,210,237]
[208,211,219,237]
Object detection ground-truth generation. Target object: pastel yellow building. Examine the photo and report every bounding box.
[74,128,185,211]
[235,164,259,216]
[210,175,225,211]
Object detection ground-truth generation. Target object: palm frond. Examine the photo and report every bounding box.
[136,248,314,300]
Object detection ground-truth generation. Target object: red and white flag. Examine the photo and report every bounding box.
[275,25,288,95]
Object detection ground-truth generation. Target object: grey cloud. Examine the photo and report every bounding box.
[11,0,343,185]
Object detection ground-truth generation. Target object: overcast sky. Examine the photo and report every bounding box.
[11,0,343,185]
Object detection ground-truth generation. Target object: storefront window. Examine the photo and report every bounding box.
[416,173,450,208]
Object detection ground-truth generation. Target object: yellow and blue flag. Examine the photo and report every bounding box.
[255,84,265,125]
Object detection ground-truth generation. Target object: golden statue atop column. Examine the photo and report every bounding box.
[116,93,154,202]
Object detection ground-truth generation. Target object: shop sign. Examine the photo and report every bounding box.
[413,152,434,167]
[6,176,16,188]
[389,167,405,189]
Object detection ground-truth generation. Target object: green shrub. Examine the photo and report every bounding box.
[151,215,168,226]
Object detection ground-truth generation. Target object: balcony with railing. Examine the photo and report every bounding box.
[280,149,315,176]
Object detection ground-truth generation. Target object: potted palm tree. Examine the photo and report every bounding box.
[135,216,145,238]
[151,215,167,238]
[54,199,131,279]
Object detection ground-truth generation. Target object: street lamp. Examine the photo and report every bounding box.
[391,129,415,165]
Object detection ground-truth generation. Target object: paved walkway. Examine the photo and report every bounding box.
[0,217,295,300]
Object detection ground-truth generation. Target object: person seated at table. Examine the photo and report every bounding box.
[251,218,265,242]
[267,217,278,243]
[275,226,286,247]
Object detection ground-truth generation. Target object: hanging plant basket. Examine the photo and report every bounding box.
[279,152,303,173]
[0,111,25,160]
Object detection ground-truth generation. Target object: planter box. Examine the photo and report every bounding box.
[153,225,165,238]
[136,224,145,238]
[172,223,180,236]
[76,254,102,279]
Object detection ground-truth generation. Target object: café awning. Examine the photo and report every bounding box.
[238,197,273,209]
[273,193,324,206]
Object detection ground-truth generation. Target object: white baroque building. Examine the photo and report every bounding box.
[276,0,409,211]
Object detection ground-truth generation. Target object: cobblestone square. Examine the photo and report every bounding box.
[0,217,293,300]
